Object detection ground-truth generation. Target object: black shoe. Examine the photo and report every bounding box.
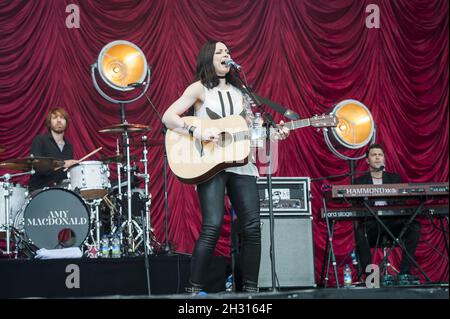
[185,280,206,294]
[242,281,259,293]
[381,274,397,287]
[397,274,420,286]
[242,285,259,293]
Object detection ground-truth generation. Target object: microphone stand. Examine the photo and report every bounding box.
[260,111,279,292]
[234,71,279,292]
[142,91,173,255]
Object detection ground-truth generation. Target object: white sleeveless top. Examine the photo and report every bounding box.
[194,85,259,178]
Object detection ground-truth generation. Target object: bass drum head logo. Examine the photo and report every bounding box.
[22,188,90,249]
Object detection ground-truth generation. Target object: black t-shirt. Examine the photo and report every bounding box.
[28,133,74,191]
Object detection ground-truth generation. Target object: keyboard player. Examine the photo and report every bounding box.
[354,144,421,279]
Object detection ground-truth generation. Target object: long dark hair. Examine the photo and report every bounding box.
[193,40,241,89]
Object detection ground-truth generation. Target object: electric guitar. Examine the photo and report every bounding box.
[165,114,337,184]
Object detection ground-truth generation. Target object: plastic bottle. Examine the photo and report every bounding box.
[225,275,233,292]
[252,112,264,148]
[343,264,352,288]
[100,235,110,258]
[351,250,358,266]
[111,234,121,258]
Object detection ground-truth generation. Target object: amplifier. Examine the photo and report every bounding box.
[257,177,311,215]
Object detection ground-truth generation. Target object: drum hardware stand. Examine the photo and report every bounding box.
[1,170,34,256]
[9,225,37,259]
[135,135,153,295]
[118,103,139,254]
[120,215,143,253]
[134,135,154,254]
[115,139,123,218]
[85,198,103,249]
[102,195,118,233]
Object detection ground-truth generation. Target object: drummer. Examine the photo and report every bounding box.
[29,108,78,191]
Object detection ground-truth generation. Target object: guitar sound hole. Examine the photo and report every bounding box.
[217,132,233,147]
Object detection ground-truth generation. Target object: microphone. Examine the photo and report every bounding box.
[283,109,300,121]
[224,59,242,71]
[376,165,385,172]
[127,82,146,88]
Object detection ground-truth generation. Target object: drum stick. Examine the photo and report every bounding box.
[63,147,103,172]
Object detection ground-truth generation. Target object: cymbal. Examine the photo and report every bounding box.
[0,145,5,153]
[100,154,137,163]
[99,123,152,134]
[0,156,65,171]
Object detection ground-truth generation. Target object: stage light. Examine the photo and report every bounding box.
[91,40,150,104]
[324,99,376,160]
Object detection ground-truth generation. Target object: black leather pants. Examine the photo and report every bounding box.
[189,171,261,289]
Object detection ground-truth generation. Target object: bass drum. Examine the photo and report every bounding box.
[16,188,90,249]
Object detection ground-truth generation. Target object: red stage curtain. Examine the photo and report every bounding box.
[0,0,448,285]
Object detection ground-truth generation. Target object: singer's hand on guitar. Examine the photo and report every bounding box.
[193,127,220,143]
[272,121,290,141]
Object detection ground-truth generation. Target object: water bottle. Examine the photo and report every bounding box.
[225,275,233,292]
[111,234,122,258]
[343,264,352,288]
[351,250,358,266]
[251,112,264,148]
[100,235,110,258]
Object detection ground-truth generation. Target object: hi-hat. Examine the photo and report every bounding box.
[0,156,65,171]
[99,123,151,133]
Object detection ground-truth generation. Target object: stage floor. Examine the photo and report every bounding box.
[1,255,448,299]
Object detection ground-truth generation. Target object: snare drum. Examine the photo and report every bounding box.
[15,188,90,249]
[0,182,27,228]
[68,161,110,200]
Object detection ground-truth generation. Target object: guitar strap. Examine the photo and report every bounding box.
[217,91,226,117]
[237,87,300,120]
[226,91,234,115]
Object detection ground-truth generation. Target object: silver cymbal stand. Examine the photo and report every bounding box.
[122,123,134,253]
[135,135,153,254]
[1,170,34,256]
[115,139,123,217]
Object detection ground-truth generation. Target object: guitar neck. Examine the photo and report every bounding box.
[231,118,314,142]
[285,119,311,130]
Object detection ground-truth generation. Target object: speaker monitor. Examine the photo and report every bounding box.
[258,215,316,288]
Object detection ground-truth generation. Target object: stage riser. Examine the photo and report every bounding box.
[0,255,228,298]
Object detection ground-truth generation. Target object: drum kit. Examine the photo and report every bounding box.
[0,124,164,258]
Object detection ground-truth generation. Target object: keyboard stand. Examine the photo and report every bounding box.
[361,200,431,282]
[321,194,340,288]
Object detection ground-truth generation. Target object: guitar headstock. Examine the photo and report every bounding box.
[310,114,338,127]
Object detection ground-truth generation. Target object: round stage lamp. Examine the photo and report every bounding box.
[323,99,376,160]
[91,40,150,104]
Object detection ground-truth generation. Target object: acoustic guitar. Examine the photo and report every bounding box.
[165,114,337,184]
